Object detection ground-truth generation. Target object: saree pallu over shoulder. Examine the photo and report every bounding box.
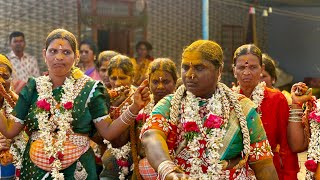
[220,96,272,162]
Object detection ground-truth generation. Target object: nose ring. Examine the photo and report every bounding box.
[191,74,195,80]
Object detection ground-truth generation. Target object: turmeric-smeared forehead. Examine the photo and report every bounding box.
[108,54,135,77]
[49,39,69,49]
[182,51,203,65]
[150,70,165,80]
[110,68,127,77]
[182,40,223,67]
[0,54,12,73]
[147,58,178,83]
[45,29,78,56]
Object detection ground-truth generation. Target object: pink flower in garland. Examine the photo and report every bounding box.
[36,99,51,111]
[204,114,223,129]
[305,159,318,172]
[309,111,320,123]
[183,122,200,132]
[63,102,73,110]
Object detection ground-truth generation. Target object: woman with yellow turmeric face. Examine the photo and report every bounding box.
[141,40,278,180]
[107,55,136,107]
[100,54,151,179]
[0,54,18,179]
[138,58,177,179]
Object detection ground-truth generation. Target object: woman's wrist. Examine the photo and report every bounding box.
[291,102,303,109]
[119,106,138,126]
[129,103,142,115]
[157,160,179,180]
[289,108,303,123]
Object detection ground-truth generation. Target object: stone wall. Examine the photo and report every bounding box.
[146,0,268,86]
[0,0,78,72]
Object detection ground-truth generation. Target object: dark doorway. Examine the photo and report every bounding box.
[97,29,131,56]
[98,30,110,53]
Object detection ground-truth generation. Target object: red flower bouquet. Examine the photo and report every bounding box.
[183,121,200,141]
[63,102,73,110]
[136,113,149,128]
[183,122,200,132]
[117,159,129,167]
[36,99,51,111]
[305,159,318,172]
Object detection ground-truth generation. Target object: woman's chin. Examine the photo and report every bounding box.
[49,71,70,78]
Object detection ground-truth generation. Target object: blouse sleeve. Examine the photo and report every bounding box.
[140,95,178,151]
[12,78,36,124]
[87,81,110,123]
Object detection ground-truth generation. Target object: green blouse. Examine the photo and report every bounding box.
[12,77,109,180]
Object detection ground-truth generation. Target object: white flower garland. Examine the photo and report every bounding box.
[35,76,77,180]
[169,83,252,179]
[251,82,265,111]
[142,97,154,116]
[306,99,320,178]
[180,85,230,178]
[6,99,28,170]
[103,140,131,180]
[235,82,265,115]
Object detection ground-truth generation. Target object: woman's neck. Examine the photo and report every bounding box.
[240,85,256,98]
[83,61,95,71]
[49,74,68,89]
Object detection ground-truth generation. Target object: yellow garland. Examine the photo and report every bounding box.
[71,67,84,80]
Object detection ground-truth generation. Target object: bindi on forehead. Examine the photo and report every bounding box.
[236,57,259,66]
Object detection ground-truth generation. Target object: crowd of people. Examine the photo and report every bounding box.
[0,28,317,180]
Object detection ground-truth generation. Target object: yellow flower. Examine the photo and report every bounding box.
[71,67,83,80]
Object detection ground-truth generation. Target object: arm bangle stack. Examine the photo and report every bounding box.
[289,108,303,122]
[120,106,138,125]
[157,160,178,180]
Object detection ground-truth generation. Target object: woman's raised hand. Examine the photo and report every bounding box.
[130,79,151,114]
[291,82,312,105]
[0,134,10,151]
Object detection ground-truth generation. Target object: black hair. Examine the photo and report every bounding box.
[9,31,25,42]
[135,41,153,51]
[233,44,262,66]
[80,39,97,56]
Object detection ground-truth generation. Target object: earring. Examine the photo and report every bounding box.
[234,74,237,78]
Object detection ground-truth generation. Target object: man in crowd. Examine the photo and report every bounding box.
[6,31,40,93]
